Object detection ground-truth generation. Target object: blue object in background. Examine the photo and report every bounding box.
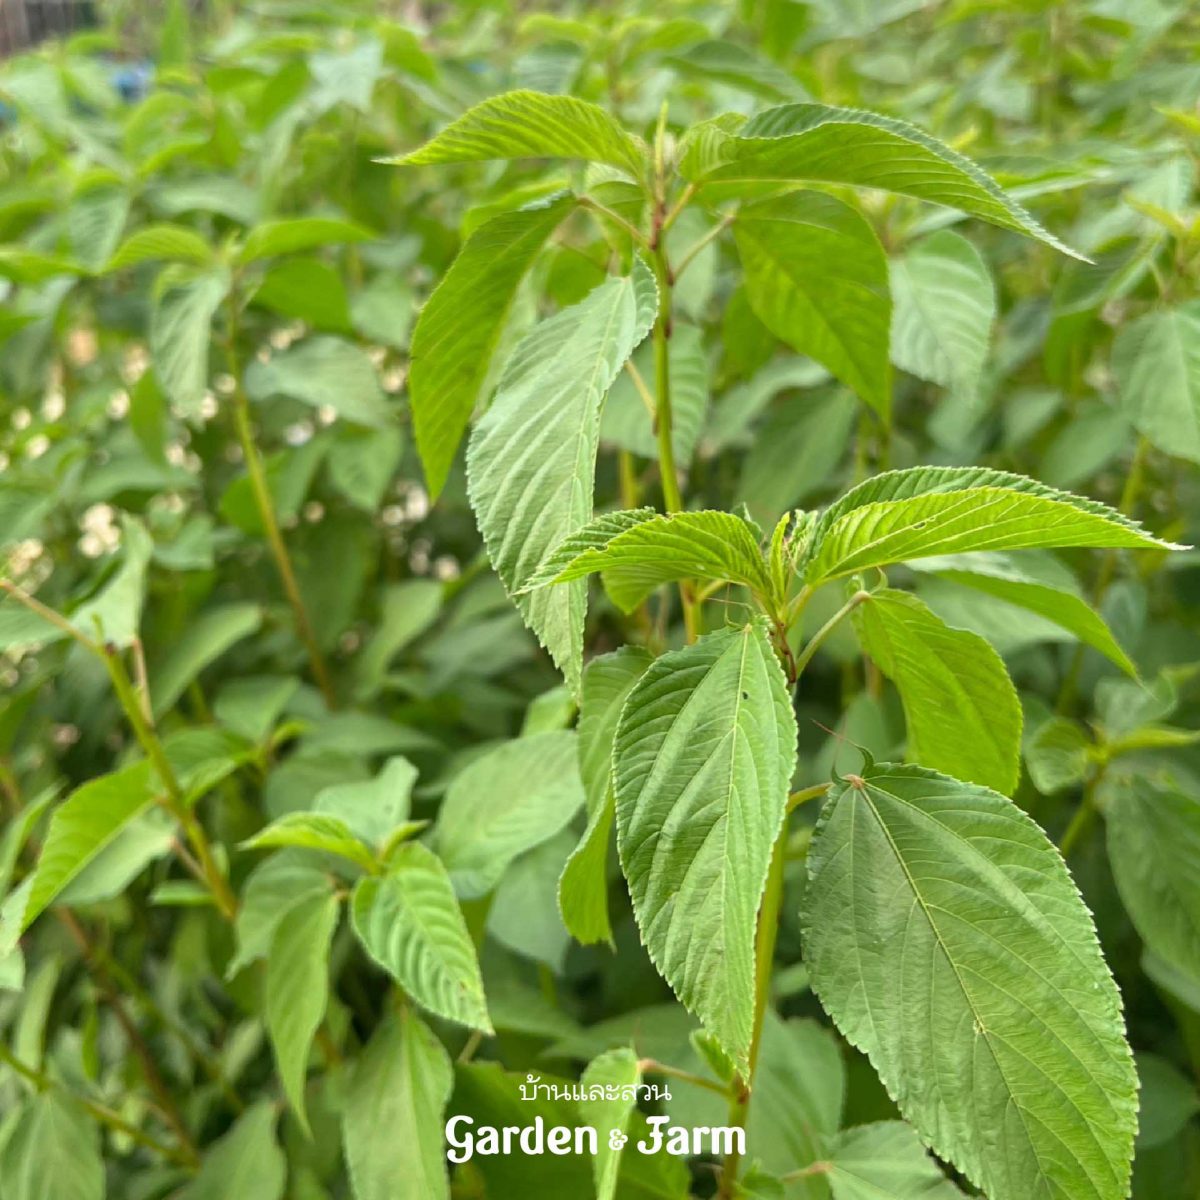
[109,61,152,102]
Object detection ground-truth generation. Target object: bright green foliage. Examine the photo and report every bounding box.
[688,103,1081,255]
[855,588,1022,793]
[343,1009,454,1200]
[615,621,797,1066]
[2,6,1196,1197]
[735,191,891,415]
[265,890,339,1129]
[890,230,995,402]
[559,646,652,946]
[406,195,575,496]
[1107,781,1200,986]
[803,765,1138,1200]
[1112,302,1200,464]
[352,842,492,1032]
[468,263,657,693]
[389,90,648,178]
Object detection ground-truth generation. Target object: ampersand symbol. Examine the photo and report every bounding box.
[608,1130,628,1150]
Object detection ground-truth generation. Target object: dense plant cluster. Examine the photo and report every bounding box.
[1,2,1199,1198]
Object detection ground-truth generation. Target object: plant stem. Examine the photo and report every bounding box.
[717,833,787,1198]
[0,579,99,654]
[579,195,649,248]
[673,212,733,281]
[224,298,336,709]
[0,1040,196,1168]
[103,648,238,921]
[787,782,830,812]
[1060,763,1108,859]
[636,1058,730,1098]
[793,590,871,678]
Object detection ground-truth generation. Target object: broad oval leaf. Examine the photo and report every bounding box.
[890,230,995,401]
[614,620,797,1066]
[106,223,214,271]
[467,263,657,693]
[238,216,372,265]
[1112,301,1200,464]
[523,508,773,613]
[435,730,585,898]
[241,813,378,872]
[351,841,492,1032]
[855,588,1022,793]
[387,90,648,179]
[803,465,1179,584]
[343,1008,454,1200]
[803,764,1138,1200]
[1107,779,1200,982]
[734,190,891,416]
[409,194,575,498]
[687,103,1080,257]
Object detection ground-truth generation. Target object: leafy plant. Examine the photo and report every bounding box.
[2,3,1200,1199]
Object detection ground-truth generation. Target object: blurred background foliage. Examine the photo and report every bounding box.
[1,1,1200,1197]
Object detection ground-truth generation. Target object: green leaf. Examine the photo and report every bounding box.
[734,191,891,416]
[315,756,418,848]
[687,103,1080,256]
[600,321,709,464]
[0,1093,103,1200]
[343,1008,454,1200]
[803,764,1137,1200]
[0,247,84,283]
[1112,301,1200,464]
[150,267,230,417]
[354,580,443,699]
[151,602,262,718]
[20,762,153,932]
[327,426,405,511]
[614,621,797,1066]
[468,264,657,693]
[180,1102,285,1200]
[242,813,378,872]
[266,890,339,1130]
[827,1122,967,1199]
[227,851,332,976]
[524,508,773,614]
[244,336,393,429]
[436,731,585,898]
[1025,716,1093,794]
[579,1048,642,1200]
[559,647,653,947]
[351,842,492,1032]
[409,194,573,498]
[890,230,995,400]
[909,551,1134,675]
[387,90,647,178]
[804,465,1179,584]
[252,258,353,333]
[106,223,214,271]
[667,41,807,101]
[238,216,372,265]
[856,588,1021,794]
[1107,780,1200,983]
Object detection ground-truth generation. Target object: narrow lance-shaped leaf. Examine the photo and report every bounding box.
[265,890,339,1131]
[559,647,653,947]
[524,507,772,614]
[237,216,372,265]
[734,190,891,417]
[615,620,797,1067]
[908,551,1135,675]
[802,764,1138,1200]
[855,588,1022,796]
[686,103,1081,257]
[468,263,657,694]
[803,465,1181,584]
[351,841,492,1033]
[384,90,648,179]
[150,266,230,417]
[409,194,574,498]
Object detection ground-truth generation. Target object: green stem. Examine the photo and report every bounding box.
[1060,763,1109,859]
[224,297,336,709]
[579,195,649,248]
[103,648,239,922]
[787,782,830,812]
[673,212,733,281]
[0,1041,196,1168]
[636,1058,730,1098]
[793,590,871,678]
